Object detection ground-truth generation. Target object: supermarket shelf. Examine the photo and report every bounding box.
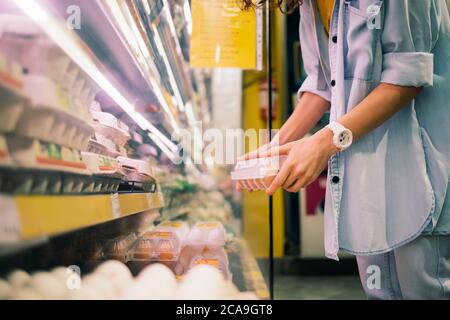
[229,239,270,300]
[0,192,164,242]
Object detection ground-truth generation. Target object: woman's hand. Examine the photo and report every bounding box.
[260,128,339,195]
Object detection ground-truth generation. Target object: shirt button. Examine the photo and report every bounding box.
[331,80,336,87]
[332,35,337,43]
[332,176,340,184]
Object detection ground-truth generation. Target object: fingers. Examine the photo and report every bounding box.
[285,172,318,193]
[257,143,292,159]
[238,142,293,161]
[238,143,272,161]
[266,162,291,195]
[282,170,298,190]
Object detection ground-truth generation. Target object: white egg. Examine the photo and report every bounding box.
[0,279,12,299]
[9,288,42,300]
[120,281,151,300]
[51,266,68,285]
[7,269,31,288]
[29,272,67,300]
[94,260,133,293]
[176,265,226,300]
[82,274,116,300]
[66,288,102,300]
[134,263,177,299]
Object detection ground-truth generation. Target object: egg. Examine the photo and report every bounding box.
[132,263,177,299]
[0,279,12,299]
[7,269,30,288]
[66,287,102,300]
[82,274,116,300]
[94,260,133,293]
[176,265,226,300]
[9,288,42,300]
[51,266,68,285]
[120,281,151,300]
[29,272,67,300]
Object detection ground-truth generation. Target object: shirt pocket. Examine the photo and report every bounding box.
[343,0,382,81]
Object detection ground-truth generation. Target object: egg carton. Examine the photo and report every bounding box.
[0,25,98,114]
[102,233,137,262]
[7,136,89,175]
[231,155,287,190]
[91,111,130,149]
[81,151,124,178]
[187,248,232,281]
[11,74,94,151]
[157,220,190,242]
[128,228,185,262]
[186,221,226,252]
[117,157,154,178]
[87,137,122,158]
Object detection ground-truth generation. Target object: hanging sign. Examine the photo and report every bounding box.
[190,0,262,69]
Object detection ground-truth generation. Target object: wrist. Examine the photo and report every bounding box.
[314,127,340,157]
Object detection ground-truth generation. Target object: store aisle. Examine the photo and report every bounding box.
[275,276,366,300]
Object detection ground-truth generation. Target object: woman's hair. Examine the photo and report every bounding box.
[240,0,302,13]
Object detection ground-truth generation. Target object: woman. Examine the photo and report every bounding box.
[241,0,450,299]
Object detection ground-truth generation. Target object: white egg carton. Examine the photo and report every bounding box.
[10,74,94,151]
[186,221,226,251]
[103,233,137,262]
[90,133,121,156]
[188,248,231,280]
[231,155,287,190]
[157,220,190,242]
[117,157,155,178]
[81,151,123,177]
[6,136,89,175]
[129,221,190,262]
[91,111,130,149]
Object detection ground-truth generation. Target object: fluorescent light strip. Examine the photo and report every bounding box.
[13,0,178,155]
[183,0,193,35]
[152,26,186,112]
[105,0,180,133]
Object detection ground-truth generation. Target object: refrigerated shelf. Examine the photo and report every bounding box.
[229,239,270,300]
[0,192,164,241]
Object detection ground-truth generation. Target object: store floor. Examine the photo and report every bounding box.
[274,275,366,300]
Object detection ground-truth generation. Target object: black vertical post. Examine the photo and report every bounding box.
[266,1,274,300]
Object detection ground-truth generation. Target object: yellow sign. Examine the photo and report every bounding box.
[190,0,260,69]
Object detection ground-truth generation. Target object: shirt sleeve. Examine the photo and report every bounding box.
[380,0,442,87]
[297,6,331,102]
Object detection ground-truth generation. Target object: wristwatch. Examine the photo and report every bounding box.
[326,121,353,151]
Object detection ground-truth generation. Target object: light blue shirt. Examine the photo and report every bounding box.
[298,0,450,260]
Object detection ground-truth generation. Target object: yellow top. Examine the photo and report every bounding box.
[317,0,335,36]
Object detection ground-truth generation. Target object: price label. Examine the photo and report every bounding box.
[0,195,21,243]
[111,193,121,219]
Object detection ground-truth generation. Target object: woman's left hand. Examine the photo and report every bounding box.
[261,128,339,195]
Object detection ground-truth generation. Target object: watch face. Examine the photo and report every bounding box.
[338,132,351,147]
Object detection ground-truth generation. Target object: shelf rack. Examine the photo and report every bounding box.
[0,192,164,242]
